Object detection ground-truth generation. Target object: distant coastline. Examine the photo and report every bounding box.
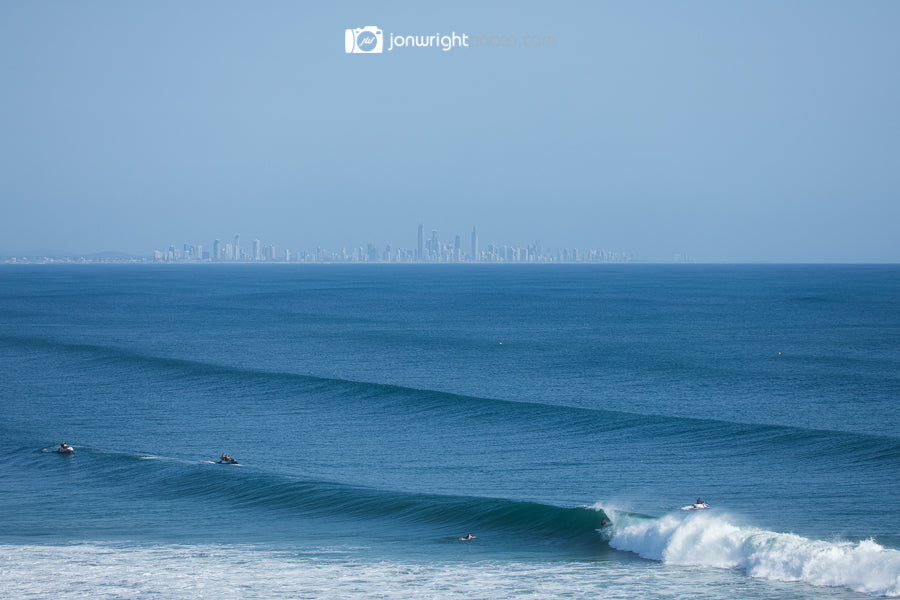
[3,256,898,266]
[1,256,643,265]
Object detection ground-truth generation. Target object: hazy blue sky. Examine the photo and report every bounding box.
[1,1,898,261]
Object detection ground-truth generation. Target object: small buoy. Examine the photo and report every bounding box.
[499,342,503,345]
[778,352,782,355]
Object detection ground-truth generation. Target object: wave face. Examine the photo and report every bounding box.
[607,509,900,596]
[3,443,613,552]
[130,454,612,543]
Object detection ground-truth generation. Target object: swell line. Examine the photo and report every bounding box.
[4,333,900,462]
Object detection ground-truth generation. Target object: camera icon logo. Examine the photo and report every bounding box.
[345,26,383,54]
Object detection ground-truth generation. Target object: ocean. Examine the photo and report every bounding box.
[1,264,898,598]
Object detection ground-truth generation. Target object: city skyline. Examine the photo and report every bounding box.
[149,223,636,264]
[0,223,645,264]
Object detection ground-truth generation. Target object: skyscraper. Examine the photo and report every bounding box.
[471,227,479,262]
[233,234,240,261]
[253,239,261,261]
[213,239,221,261]
[417,224,424,261]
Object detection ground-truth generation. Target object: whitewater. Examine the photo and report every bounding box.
[604,507,900,596]
[3,507,898,599]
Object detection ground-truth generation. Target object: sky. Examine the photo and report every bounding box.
[1,1,898,262]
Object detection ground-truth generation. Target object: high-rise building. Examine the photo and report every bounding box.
[233,234,240,261]
[253,239,261,261]
[213,239,221,261]
[417,224,424,260]
[471,227,478,262]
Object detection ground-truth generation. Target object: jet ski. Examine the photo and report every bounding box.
[54,446,75,455]
[681,502,710,510]
[216,456,239,464]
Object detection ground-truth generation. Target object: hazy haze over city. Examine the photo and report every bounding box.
[1,1,899,262]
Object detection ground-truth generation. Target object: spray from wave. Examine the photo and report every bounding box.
[600,507,900,597]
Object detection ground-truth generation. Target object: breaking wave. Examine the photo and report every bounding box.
[605,508,900,596]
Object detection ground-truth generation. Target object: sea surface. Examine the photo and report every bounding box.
[1,264,899,599]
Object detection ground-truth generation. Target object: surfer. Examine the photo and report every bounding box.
[600,518,610,528]
[461,533,476,541]
[55,442,74,454]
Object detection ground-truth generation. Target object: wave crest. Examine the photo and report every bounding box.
[605,510,900,596]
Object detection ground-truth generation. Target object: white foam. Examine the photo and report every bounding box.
[604,508,900,596]
[0,541,810,600]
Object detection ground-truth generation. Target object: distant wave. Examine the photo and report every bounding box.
[3,333,900,469]
[604,507,900,597]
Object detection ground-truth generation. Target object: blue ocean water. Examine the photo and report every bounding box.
[1,264,899,598]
